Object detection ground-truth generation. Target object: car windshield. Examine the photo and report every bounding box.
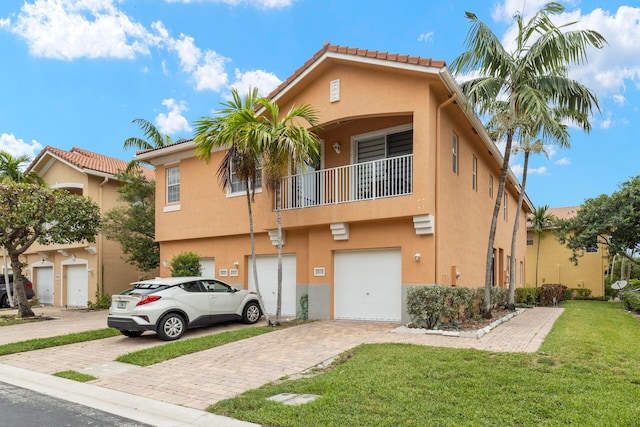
[121,283,169,295]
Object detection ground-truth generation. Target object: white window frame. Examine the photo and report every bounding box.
[227,157,263,198]
[472,155,477,191]
[452,133,458,175]
[166,166,180,204]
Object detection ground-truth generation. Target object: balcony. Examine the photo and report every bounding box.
[277,154,413,210]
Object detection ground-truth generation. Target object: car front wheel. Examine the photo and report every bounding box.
[242,301,261,324]
[0,294,7,308]
[157,313,186,340]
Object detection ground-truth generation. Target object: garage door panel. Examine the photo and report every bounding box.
[248,255,296,317]
[66,264,88,308]
[35,266,54,305]
[335,249,401,321]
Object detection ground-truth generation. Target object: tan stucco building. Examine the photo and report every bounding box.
[136,43,533,322]
[526,206,607,297]
[21,147,155,307]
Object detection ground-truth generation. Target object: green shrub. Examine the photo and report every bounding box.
[87,292,111,310]
[566,288,592,300]
[406,286,448,329]
[170,252,202,277]
[475,286,507,313]
[540,283,567,306]
[622,292,640,313]
[516,287,540,306]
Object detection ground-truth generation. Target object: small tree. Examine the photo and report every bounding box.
[102,169,159,272]
[170,252,202,277]
[0,183,101,317]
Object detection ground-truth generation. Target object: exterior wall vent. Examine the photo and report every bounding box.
[330,223,349,240]
[413,214,435,235]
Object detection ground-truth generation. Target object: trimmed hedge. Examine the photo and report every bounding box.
[622,292,640,313]
[566,288,592,300]
[516,287,541,306]
[406,285,507,329]
[540,283,567,306]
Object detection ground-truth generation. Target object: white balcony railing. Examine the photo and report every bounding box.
[277,154,413,210]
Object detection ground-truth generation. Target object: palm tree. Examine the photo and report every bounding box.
[192,88,271,325]
[257,98,320,325]
[0,151,45,185]
[123,118,177,172]
[528,205,554,288]
[450,2,606,316]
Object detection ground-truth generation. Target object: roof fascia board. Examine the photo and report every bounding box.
[133,141,199,164]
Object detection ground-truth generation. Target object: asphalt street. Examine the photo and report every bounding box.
[0,380,153,427]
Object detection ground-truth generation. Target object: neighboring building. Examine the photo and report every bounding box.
[135,43,533,323]
[526,206,607,297]
[21,146,155,307]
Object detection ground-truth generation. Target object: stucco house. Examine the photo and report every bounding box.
[21,146,155,307]
[526,206,607,297]
[135,43,533,323]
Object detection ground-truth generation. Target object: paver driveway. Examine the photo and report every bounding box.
[0,306,562,411]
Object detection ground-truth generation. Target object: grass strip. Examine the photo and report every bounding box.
[53,370,97,382]
[116,326,275,366]
[0,328,120,356]
[208,301,640,426]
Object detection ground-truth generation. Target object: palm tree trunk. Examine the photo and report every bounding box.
[484,132,514,317]
[246,188,270,325]
[275,183,283,326]
[508,151,530,306]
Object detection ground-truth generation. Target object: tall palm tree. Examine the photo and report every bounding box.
[528,205,554,288]
[0,151,45,186]
[450,2,606,316]
[123,118,177,172]
[257,98,320,325]
[192,88,271,325]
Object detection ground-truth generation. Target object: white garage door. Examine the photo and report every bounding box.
[35,266,54,305]
[199,258,215,278]
[66,264,88,307]
[248,255,296,317]
[334,249,402,321]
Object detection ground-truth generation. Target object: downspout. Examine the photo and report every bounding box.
[435,93,457,285]
[99,177,109,296]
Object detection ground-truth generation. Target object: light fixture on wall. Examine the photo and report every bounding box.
[414,253,421,261]
[332,142,341,154]
[233,261,239,268]
[162,260,169,268]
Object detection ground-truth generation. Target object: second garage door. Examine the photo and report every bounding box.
[248,254,296,317]
[334,249,402,321]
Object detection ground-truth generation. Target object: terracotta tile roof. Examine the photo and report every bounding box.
[30,146,154,181]
[266,42,447,101]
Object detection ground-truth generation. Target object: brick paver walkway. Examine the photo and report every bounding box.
[0,306,563,411]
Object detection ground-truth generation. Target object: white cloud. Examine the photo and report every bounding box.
[155,99,192,135]
[613,94,626,106]
[600,117,612,129]
[192,51,229,91]
[0,133,43,165]
[510,164,547,180]
[5,0,164,60]
[164,0,294,8]
[418,32,434,43]
[544,144,558,159]
[230,69,282,98]
[555,157,571,166]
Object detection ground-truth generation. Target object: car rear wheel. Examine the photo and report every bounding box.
[242,301,261,324]
[0,294,7,308]
[120,330,144,338]
[157,313,186,340]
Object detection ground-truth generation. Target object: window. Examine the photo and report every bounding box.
[166,166,180,204]
[452,133,458,174]
[489,175,493,198]
[472,155,477,191]
[520,261,524,286]
[527,232,534,246]
[230,158,262,194]
[586,240,598,253]
[503,193,508,221]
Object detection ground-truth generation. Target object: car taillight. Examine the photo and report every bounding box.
[136,295,161,306]
[25,282,33,289]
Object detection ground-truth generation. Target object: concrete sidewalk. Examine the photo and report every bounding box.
[0,306,563,423]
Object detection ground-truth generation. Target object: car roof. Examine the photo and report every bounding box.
[132,277,214,286]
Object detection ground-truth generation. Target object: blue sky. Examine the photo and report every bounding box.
[1,0,638,209]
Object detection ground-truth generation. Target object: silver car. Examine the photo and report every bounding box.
[107,277,262,340]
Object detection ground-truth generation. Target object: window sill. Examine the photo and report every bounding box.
[163,204,181,212]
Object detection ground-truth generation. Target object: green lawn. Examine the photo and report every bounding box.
[209,301,640,426]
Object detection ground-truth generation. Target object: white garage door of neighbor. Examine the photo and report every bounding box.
[248,255,296,317]
[334,249,402,321]
[200,258,215,278]
[66,264,88,307]
[35,266,54,305]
